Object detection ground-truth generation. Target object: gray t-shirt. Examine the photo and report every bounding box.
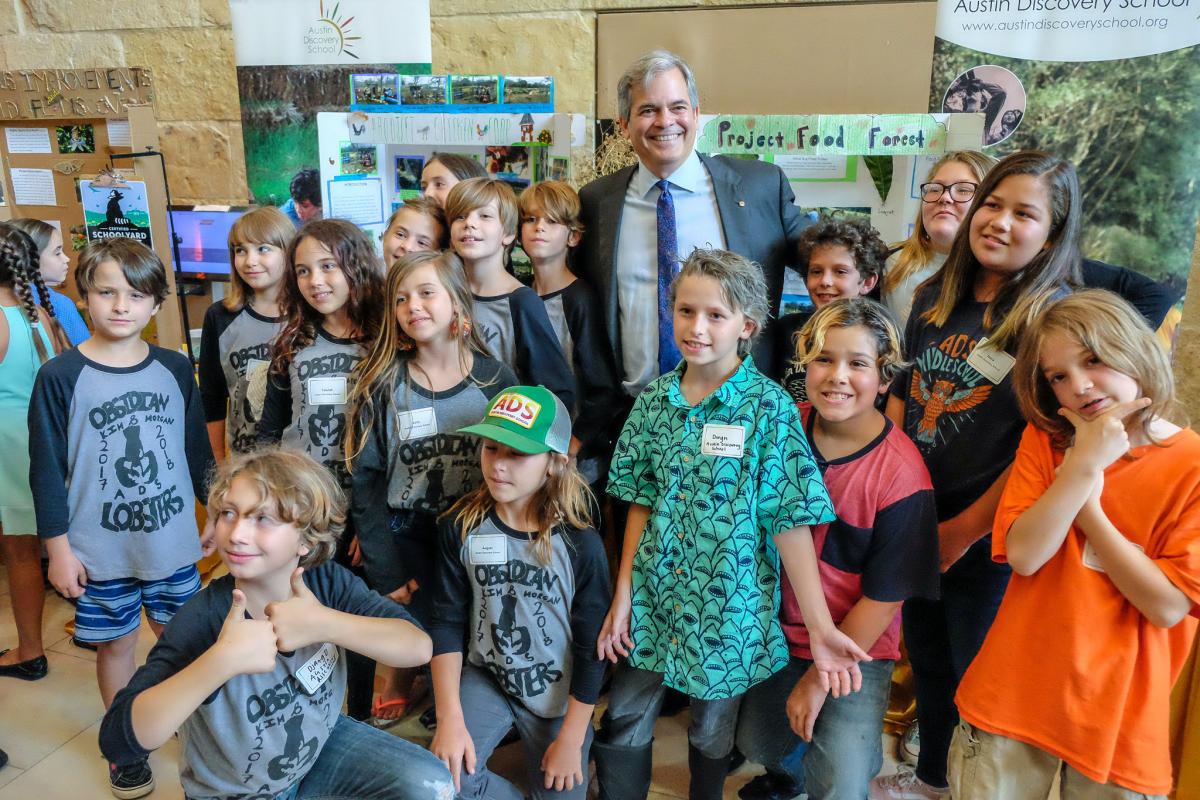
[99,563,411,800]
[430,512,611,719]
[352,355,517,518]
[198,303,283,454]
[259,328,365,485]
[28,347,213,581]
[472,286,576,413]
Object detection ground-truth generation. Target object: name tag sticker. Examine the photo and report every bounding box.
[965,337,1015,384]
[307,376,348,405]
[701,424,745,458]
[295,642,338,695]
[1082,538,1143,573]
[396,407,438,440]
[469,534,507,565]
[242,359,269,379]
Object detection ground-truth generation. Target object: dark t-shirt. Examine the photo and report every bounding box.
[888,288,1025,522]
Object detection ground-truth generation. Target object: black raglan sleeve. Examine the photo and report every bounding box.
[256,367,292,445]
[349,385,402,594]
[1081,258,1178,329]
[28,352,84,539]
[428,517,472,657]
[507,287,576,412]
[561,281,621,458]
[198,303,234,423]
[566,527,612,704]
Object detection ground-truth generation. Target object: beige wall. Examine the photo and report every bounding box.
[2,0,1199,415]
[0,0,245,205]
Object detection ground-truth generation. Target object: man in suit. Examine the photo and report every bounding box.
[576,49,805,401]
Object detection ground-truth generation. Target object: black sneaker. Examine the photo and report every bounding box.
[109,758,155,799]
[737,771,802,800]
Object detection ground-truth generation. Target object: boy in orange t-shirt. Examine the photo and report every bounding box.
[951,291,1200,798]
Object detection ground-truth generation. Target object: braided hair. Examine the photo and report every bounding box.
[0,222,68,363]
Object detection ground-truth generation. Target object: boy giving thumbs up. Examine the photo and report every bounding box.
[100,449,453,800]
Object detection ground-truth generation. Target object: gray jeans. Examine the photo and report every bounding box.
[596,663,743,758]
[458,663,594,800]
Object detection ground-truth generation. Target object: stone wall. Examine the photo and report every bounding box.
[0,0,244,205]
[2,0,1200,416]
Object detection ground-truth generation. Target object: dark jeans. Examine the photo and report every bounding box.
[903,534,1011,788]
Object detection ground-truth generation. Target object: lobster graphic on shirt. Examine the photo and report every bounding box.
[114,424,159,488]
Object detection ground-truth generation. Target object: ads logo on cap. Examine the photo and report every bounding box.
[488,393,542,429]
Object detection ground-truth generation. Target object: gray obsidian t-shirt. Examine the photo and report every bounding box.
[99,563,410,800]
[28,346,212,581]
[198,304,283,454]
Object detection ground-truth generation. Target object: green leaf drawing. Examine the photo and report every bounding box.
[862,155,894,204]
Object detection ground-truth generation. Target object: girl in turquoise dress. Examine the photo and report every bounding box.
[0,222,69,681]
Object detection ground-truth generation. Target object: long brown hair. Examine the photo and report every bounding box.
[0,222,69,362]
[224,206,295,312]
[345,250,493,465]
[445,451,594,565]
[270,219,384,376]
[1014,289,1180,452]
[883,150,997,296]
[920,151,1081,353]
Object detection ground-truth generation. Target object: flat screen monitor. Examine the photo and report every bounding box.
[169,206,248,280]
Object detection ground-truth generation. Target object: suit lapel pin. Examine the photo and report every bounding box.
[738,200,746,207]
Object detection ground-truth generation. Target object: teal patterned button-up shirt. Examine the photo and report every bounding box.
[608,356,835,699]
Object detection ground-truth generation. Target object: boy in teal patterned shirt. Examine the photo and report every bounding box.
[593,249,871,800]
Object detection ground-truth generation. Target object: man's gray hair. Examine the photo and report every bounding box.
[616,50,699,122]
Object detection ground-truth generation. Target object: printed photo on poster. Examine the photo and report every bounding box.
[56,124,95,154]
[503,76,552,106]
[394,155,424,192]
[400,75,447,105]
[339,142,378,175]
[80,179,152,247]
[941,66,1025,146]
[351,74,400,105]
[485,145,534,192]
[547,156,569,181]
[451,75,499,105]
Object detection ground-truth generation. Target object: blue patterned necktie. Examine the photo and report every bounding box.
[656,179,682,375]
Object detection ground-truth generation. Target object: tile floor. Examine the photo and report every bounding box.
[0,568,905,799]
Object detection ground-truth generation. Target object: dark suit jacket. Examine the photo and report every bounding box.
[574,153,805,383]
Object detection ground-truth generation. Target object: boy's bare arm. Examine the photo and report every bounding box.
[131,590,277,751]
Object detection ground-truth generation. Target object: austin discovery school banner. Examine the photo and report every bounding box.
[928,0,1200,323]
[229,0,432,206]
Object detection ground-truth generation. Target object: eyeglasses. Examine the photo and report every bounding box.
[920,181,978,202]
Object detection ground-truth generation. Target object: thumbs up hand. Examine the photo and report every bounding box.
[215,589,279,676]
[264,568,331,652]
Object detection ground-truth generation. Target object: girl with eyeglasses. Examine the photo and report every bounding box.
[880,152,997,327]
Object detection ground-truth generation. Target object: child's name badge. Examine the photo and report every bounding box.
[307,376,348,405]
[295,642,338,695]
[965,337,1015,384]
[469,534,507,565]
[396,407,438,440]
[1082,538,1143,573]
[701,424,745,458]
[242,359,269,379]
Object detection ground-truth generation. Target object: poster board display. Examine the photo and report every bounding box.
[315,111,586,244]
[0,80,184,351]
[692,112,983,245]
[685,111,983,310]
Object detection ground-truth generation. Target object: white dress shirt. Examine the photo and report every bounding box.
[615,150,726,396]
